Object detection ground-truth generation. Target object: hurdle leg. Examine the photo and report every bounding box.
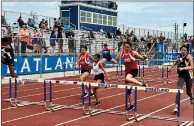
[82,83,90,115]
[177,90,181,126]
[9,78,17,107]
[134,87,138,122]
[44,80,52,111]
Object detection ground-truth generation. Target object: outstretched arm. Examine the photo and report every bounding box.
[133,51,147,61]
[89,54,94,62]
[116,50,123,61]
[99,63,110,80]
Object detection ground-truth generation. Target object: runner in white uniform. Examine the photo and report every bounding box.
[92,54,110,106]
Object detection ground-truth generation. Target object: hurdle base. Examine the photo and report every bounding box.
[135,113,189,126]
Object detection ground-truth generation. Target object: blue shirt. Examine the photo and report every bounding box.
[64,24,70,33]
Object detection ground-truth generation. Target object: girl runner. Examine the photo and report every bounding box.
[116,42,148,111]
[76,46,94,97]
[99,44,117,65]
[1,37,24,85]
[92,54,110,106]
[168,44,194,113]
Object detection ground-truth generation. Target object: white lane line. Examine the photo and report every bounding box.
[2,82,169,124]
[54,92,168,126]
[120,98,190,126]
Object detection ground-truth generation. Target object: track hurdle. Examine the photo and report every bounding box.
[131,86,188,126]
[7,78,45,107]
[43,79,189,125]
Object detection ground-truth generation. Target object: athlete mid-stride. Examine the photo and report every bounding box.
[92,53,110,106]
[76,46,94,97]
[98,44,117,65]
[116,42,148,111]
[1,37,24,85]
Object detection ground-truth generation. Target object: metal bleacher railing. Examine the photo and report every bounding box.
[2,10,190,58]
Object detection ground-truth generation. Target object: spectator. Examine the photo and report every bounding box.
[57,17,61,25]
[80,34,86,52]
[40,28,47,53]
[17,16,24,28]
[45,20,48,30]
[106,31,112,39]
[12,32,19,54]
[27,18,35,28]
[39,19,45,28]
[50,30,57,54]
[125,30,129,36]
[68,28,75,53]
[31,28,41,53]
[20,24,29,53]
[184,33,187,42]
[116,28,121,36]
[57,24,64,53]
[88,30,95,39]
[64,20,71,38]
[53,18,58,30]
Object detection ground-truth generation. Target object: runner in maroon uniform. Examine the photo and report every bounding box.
[116,42,148,111]
[76,46,94,97]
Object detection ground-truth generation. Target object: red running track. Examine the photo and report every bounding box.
[1,69,193,126]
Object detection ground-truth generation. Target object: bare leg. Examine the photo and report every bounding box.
[80,72,90,92]
[110,58,118,64]
[126,74,143,86]
[8,65,17,78]
[125,83,133,105]
[93,79,101,102]
[100,58,107,64]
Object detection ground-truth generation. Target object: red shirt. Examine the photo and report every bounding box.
[122,50,138,74]
[78,53,90,70]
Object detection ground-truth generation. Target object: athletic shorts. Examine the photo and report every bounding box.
[1,53,14,66]
[94,73,104,83]
[81,68,91,74]
[125,69,138,83]
[103,56,112,62]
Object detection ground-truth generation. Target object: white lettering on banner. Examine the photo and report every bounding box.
[165,55,173,61]
[66,57,74,69]
[45,58,52,71]
[55,58,62,70]
[20,59,30,72]
[7,59,17,74]
[33,58,41,71]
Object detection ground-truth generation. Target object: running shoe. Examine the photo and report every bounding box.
[94,101,100,106]
[81,92,88,98]
[90,92,94,97]
[142,83,148,87]
[128,105,134,111]
[190,97,194,105]
[18,76,24,85]
[173,107,178,113]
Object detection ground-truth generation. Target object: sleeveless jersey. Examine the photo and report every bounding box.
[79,53,90,70]
[93,61,103,75]
[177,54,193,79]
[122,50,138,74]
[102,48,111,58]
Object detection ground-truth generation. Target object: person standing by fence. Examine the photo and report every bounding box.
[20,24,29,54]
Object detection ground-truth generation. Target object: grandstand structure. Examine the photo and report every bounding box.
[1,2,187,76]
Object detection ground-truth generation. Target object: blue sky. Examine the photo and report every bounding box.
[2,2,193,36]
